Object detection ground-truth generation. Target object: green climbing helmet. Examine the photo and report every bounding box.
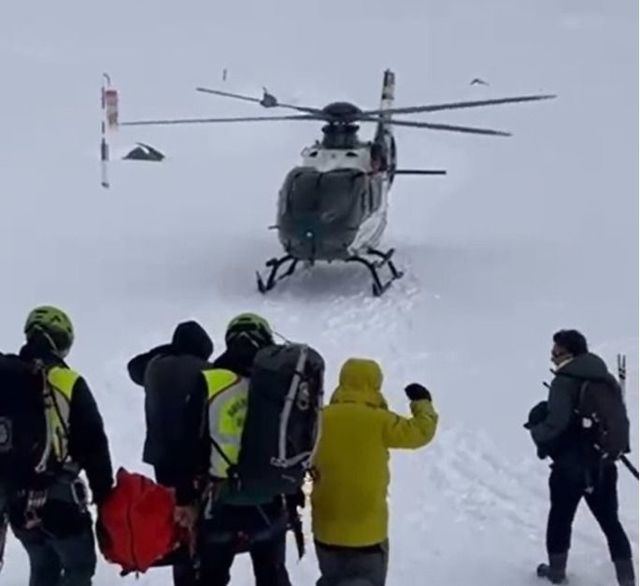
[225,313,274,349]
[24,305,74,357]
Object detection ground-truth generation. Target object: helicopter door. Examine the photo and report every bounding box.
[368,177,383,213]
[360,187,370,216]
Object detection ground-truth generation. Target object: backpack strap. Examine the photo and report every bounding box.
[28,362,79,477]
[272,345,310,469]
[31,362,53,475]
[577,380,594,426]
[44,367,79,468]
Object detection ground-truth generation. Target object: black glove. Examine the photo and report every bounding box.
[92,484,113,508]
[405,383,432,402]
[524,400,549,430]
[95,511,112,556]
[286,488,306,510]
[536,445,549,460]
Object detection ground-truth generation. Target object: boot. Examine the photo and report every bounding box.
[614,559,636,586]
[537,552,568,584]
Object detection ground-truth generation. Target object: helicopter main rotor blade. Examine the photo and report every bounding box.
[361,94,556,117]
[196,87,264,104]
[196,87,323,116]
[379,118,512,136]
[121,114,321,126]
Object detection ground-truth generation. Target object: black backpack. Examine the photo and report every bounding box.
[0,355,48,489]
[575,378,630,460]
[232,344,324,503]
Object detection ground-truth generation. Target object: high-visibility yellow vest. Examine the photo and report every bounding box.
[202,369,249,479]
[38,366,79,471]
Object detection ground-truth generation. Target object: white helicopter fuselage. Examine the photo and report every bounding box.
[299,143,391,255]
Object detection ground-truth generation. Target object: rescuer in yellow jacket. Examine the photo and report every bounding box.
[311,358,438,586]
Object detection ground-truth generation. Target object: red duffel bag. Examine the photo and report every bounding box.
[98,468,188,575]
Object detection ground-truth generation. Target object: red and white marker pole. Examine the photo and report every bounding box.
[100,73,119,188]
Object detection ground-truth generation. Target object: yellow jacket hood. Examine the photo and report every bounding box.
[331,358,387,409]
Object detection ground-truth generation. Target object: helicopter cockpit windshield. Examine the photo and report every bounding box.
[281,167,367,220]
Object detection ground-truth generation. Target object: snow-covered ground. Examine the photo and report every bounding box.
[1,1,637,584]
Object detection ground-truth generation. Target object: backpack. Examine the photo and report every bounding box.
[98,468,187,575]
[231,344,324,503]
[0,355,48,489]
[575,378,630,460]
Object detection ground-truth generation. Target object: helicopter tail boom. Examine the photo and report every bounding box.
[375,70,396,173]
[379,69,396,121]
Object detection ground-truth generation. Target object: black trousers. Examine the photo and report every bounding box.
[546,463,632,561]
[172,562,198,586]
[199,531,291,586]
[315,540,389,586]
[14,522,96,586]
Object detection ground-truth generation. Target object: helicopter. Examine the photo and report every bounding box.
[109,70,555,295]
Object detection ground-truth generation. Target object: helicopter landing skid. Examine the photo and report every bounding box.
[256,255,299,294]
[347,248,404,296]
[256,248,403,296]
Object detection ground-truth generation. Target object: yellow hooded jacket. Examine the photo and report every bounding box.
[311,358,438,547]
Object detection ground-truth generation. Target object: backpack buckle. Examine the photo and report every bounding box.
[24,490,47,529]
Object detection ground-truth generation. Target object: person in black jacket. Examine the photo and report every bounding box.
[6,306,113,586]
[127,320,214,586]
[527,330,635,586]
[198,313,294,586]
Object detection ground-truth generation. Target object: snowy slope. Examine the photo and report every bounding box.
[0,1,637,584]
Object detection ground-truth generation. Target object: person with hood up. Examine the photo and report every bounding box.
[311,358,438,586]
[527,330,635,586]
[127,320,214,586]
